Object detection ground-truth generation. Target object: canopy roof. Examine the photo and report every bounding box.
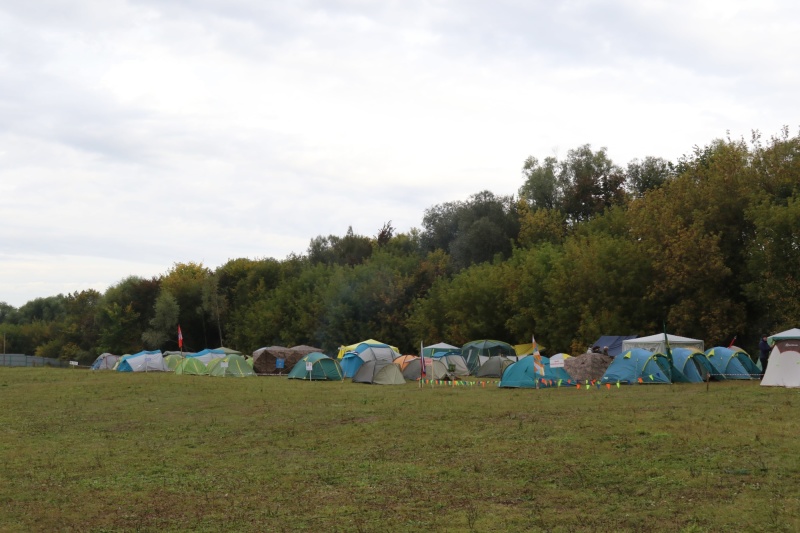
[768,328,800,346]
[622,333,704,354]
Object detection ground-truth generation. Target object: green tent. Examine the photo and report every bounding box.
[287,352,343,381]
[174,358,208,376]
[208,354,256,377]
[163,354,183,371]
[461,340,517,375]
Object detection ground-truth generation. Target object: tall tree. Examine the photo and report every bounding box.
[141,290,180,349]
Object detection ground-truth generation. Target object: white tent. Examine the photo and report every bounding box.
[767,328,800,348]
[762,328,800,388]
[622,334,704,354]
[116,351,169,372]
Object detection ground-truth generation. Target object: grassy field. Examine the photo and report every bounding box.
[0,368,798,532]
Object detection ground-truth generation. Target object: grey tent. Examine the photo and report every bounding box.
[353,346,406,385]
[400,357,450,380]
[91,353,120,370]
[474,356,517,378]
[462,340,517,375]
[434,353,470,377]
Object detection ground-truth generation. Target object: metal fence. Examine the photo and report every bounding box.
[0,354,70,368]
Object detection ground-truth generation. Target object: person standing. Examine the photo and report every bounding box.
[759,335,771,375]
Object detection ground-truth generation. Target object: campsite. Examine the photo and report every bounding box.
[2,365,799,532]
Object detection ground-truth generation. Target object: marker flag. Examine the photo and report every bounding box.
[177,325,183,349]
[532,334,545,376]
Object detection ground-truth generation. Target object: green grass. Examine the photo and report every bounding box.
[1,369,799,532]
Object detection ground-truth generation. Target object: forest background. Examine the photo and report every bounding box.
[2,129,799,362]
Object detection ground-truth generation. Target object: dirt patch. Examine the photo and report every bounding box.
[563,352,613,382]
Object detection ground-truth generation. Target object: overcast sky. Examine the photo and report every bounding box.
[1,0,798,307]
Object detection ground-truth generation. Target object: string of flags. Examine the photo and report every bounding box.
[420,379,499,387]
[416,378,645,389]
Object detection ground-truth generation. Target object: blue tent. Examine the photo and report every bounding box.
[591,336,638,357]
[341,345,399,378]
[704,347,760,379]
[499,355,576,388]
[601,348,671,384]
[671,348,714,382]
[341,352,364,378]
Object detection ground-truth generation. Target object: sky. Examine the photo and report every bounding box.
[1,0,799,308]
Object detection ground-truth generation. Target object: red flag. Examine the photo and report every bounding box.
[177,325,183,349]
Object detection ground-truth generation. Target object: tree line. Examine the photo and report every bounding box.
[2,129,799,361]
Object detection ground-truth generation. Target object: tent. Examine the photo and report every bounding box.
[600,348,672,384]
[393,355,418,371]
[671,348,714,383]
[591,336,638,357]
[433,353,471,377]
[767,328,800,349]
[186,348,227,365]
[762,329,800,387]
[337,339,400,359]
[208,355,256,377]
[395,356,449,380]
[622,334,704,354]
[287,352,343,381]
[252,346,305,375]
[341,345,400,378]
[500,355,576,388]
[462,340,517,375]
[352,347,405,384]
[163,354,183,371]
[91,353,120,370]
[705,347,760,380]
[422,343,460,358]
[116,350,169,372]
[475,356,517,378]
[215,346,242,355]
[174,357,209,376]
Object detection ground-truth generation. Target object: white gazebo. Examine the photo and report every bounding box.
[621,333,704,355]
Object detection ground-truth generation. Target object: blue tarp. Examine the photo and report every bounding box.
[592,336,638,357]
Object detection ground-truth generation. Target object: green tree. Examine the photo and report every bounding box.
[626,156,673,197]
[161,262,212,349]
[559,144,627,223]
[308,227,373,266]
[744,193,800,333]
[519,156,561,210]
[420,190,519,271]
[142,290,179,349]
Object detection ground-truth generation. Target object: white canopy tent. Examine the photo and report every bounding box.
[621,334,704,354]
